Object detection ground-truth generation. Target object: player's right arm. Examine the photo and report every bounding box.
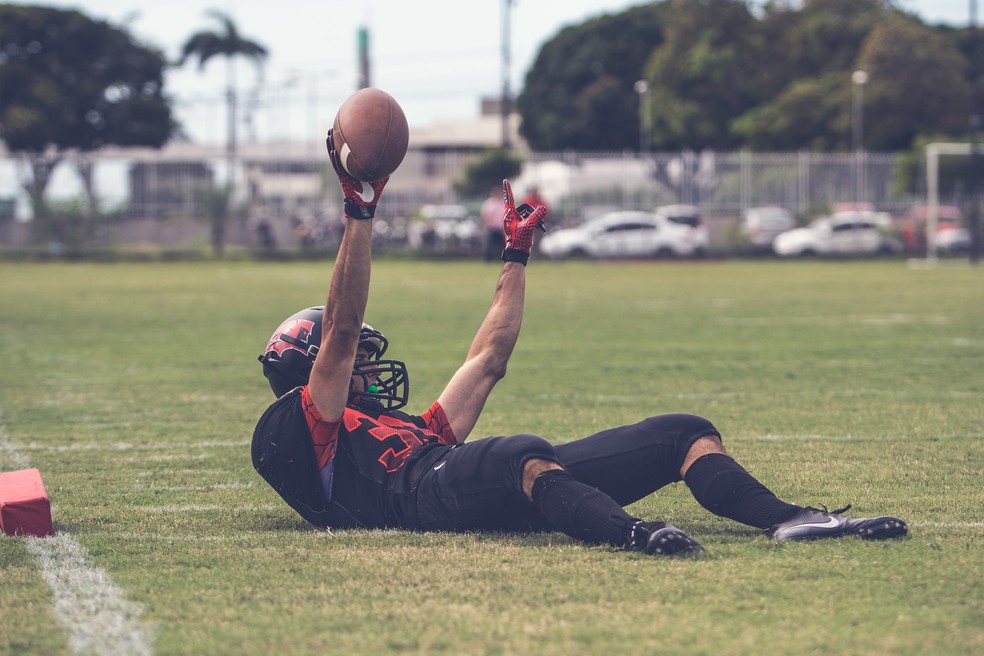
[306,131,388,422]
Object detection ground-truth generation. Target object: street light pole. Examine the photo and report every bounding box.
[852,70,868,204]
[851,70,868,153]
[634,80,650,153]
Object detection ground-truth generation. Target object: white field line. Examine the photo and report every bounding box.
[144,453,211,462]
[137,503,282,513]
[88,522,984,546]
[135,469,231,477]
[130,482,256,492]
[12,439,249,453]
[1,412,154,656]
[736,433,983,442]
[111,532,266,543]
[24,535,153,656]
[87,529,334,542]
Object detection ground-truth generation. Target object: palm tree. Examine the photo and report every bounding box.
[177,10,267,255]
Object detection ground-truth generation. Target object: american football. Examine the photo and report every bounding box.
[331,88,409,182]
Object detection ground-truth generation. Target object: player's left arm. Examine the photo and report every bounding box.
[437,180,547,441]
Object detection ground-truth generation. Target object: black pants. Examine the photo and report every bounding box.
[410,414,720,533]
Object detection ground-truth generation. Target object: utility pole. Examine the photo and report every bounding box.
[501,0,514,149]
[358,25,371,90]
[970,0,982,264]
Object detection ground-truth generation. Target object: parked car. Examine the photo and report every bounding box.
[407,204,482,256]
[772,210,899,257]
[900,205,968,254]
[538,211,704,259]
[655,204,709,255]
[740,206,796,252]
[934,225,971,252]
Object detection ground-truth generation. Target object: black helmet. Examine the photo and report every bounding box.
[259,307,409,410]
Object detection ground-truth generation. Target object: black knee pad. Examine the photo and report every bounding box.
[637,413,722,471]
[491,433,557,462]
[487,433,558,489]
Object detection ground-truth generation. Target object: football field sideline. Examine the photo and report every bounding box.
[1,412,153,656]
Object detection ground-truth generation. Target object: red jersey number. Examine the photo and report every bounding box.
[367,425,426,472]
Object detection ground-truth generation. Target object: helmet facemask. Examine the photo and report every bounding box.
[349,324,409,411]
[351,359,409,411]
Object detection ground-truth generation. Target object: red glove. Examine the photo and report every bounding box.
[326,129,389,219]
[501,179,548,265]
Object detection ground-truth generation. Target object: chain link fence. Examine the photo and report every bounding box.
[0,148,939,254]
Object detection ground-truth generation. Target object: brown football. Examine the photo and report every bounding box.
[331,88,409,182]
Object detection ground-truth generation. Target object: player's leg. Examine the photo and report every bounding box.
[680,439,804,529]
[554,414,801,528]
[682,437,907,540]
[554,414,719,504]
[555,413,906,541]
[523,458,701,555]
[413,435,699,555]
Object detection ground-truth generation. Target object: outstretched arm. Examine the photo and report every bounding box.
[437,180,548,440]
[307,132,389,421]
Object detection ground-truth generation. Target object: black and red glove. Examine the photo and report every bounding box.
[326,129,389,219]
[501,179,548,265]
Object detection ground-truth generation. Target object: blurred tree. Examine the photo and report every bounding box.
[858,17,970,151]
[517,0,978,152]
[731,73,847,150]
[177,9,267,256]
[0,5,174,245]
[643,0,769,150]
[711,0,969,151]
[774,0,887,78]
[517,4,667,151]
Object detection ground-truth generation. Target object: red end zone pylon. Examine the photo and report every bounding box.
[0,468,54,537]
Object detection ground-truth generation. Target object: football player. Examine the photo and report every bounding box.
[252,132,908,555]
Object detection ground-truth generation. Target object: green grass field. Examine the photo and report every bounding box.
[1,258,982,655]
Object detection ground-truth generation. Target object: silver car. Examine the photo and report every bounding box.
[538,211,704,259]
[773,211,899,257]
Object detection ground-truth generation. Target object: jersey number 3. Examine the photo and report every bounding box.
[367,425,426,472]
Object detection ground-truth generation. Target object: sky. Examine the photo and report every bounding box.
[22,0,983,145]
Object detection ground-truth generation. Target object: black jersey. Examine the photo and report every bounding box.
[252,385,457,529]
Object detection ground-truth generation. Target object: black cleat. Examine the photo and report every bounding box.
[768,505,908,543]
[628,521,704,556]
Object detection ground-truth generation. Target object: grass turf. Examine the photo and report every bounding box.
[0,258,982,655]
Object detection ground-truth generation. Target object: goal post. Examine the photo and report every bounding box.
[925,142,975,264]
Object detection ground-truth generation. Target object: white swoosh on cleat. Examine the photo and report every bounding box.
[797,517,841,529]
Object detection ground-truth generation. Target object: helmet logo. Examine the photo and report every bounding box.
[265,318,317,358]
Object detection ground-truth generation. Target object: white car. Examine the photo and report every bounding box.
[408,204,481,255]
[934,225,971,253]
[655,204,710,255]
[772,211,899,257]
[538,211,704,259]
